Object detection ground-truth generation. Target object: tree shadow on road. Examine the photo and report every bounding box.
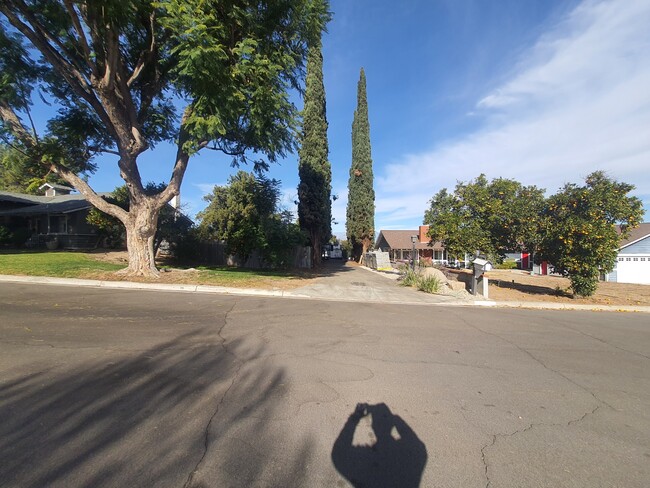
[310,258,357,275]
[331,403,428,488]
[0,329,313,488]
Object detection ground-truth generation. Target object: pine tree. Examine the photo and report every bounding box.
[346,68,375,261]
[298,36,331,266]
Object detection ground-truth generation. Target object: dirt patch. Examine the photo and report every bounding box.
[82,269,314,290]
[85,249,130,265]
[447,268,650,306]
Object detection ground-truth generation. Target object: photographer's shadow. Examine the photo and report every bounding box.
[331,403,427,488]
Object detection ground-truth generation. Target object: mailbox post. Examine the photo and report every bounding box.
[471,257,493,298]
[411,235,418,270]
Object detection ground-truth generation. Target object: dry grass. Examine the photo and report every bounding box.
[448,268,650,306]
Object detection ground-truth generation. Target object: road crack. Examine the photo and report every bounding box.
[452,311,614,409]
[481,435,496,488]
[183,301,243,488]
[479,404,603,488]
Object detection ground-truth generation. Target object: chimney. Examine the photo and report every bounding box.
[170,194,180,210]
[418,225,430,243]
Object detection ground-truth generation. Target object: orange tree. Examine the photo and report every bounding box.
[424,175,545,262]
[538,171,643,297]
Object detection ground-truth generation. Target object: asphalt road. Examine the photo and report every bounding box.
[1,282,649,488]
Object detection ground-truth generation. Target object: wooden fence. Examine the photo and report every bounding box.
[197,241,311,269]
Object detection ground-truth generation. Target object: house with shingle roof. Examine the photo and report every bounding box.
[375,225,459,265]
[1,183,191,250]
[0,184,110,248]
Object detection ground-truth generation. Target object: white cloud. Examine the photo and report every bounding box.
[193,182,221,195]
[376,0,650,230]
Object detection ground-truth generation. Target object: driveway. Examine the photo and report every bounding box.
[1,283,649,487]
[291,259,466,304]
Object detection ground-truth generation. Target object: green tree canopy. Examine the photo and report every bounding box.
[538,171,643,297]
[346,68,375,261]
[424,175,545,261]
[0,0,330,276]
[297,34,331,266]
[198,171,305,266]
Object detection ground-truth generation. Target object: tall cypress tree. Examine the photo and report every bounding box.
[346,68,375,261]
[298,36,331,266]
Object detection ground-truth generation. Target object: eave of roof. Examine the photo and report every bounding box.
[376,229,444,250]
[618,223,650,250]
[0,199,92,216]
[0,191,51,205]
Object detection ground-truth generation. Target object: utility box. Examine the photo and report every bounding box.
[471,257,493,298]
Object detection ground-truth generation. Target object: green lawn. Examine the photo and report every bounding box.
[0,251,310,288]
[0,251,123,277]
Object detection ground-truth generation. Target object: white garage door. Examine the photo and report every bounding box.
[616,256,650,284]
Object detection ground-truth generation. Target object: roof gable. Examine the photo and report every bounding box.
[619,223,650,250]
[376,229,444,250]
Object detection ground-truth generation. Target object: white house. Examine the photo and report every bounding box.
[605,223,650,284]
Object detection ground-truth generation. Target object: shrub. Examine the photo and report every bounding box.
[494,259,518,270]
[0,226,12,246]
[173,227,204,264]
[399,267,420,287]
[417,275,441,294]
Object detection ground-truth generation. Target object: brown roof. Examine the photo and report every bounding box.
[376,230,444,251]
[619,222,650,249]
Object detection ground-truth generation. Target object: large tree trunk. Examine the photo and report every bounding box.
[311,230,322,267]
[355,238,371,264]
[360,237,372,264]
[119,203,160,277]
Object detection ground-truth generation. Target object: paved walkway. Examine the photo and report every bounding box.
[288,260,467,305]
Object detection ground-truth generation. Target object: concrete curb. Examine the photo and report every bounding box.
[1,274,648,313]
[0,274,293,298]
[476,300,650,313]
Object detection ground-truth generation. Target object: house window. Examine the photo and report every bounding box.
[626,257,631,261]
[618,257,624,261]
[633,257,639,261]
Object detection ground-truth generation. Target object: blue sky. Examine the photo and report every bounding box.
[79,0,650,236]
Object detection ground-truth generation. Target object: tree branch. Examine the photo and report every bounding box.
[21,93,39,145]
[87,145,120,156]
[157,111,199,207]
[127,11,156,88]
[3,1,91,91]
[0,2,117,141]
[62,0,98,78]
[53,163,129,223]
[0,101,36,147]
[101,24,119,92]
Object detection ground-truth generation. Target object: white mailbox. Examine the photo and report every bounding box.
[472,257,493,274]
[471,257,493,297]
